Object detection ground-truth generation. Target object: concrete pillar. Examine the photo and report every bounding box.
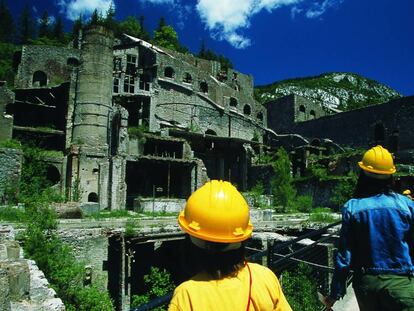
[72,25,114,154]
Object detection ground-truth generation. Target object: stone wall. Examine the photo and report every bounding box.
[0,85,14,142]
[267,95,414,155]
[0,148,22,204]
[266,94,326,134]
[15,45,80,89]
[58,227,110,292]
[0,225,64,311]
[133,198,185,213]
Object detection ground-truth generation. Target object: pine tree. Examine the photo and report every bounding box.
[157,16,166,30]
[52,16,64,43]
[139,15,150,41]
[90,9,100,26]
[104,3,118,32]
[19,5,35,43]
[198,40,206,58]
[38,11,50,38]
[71,15,83,48]
[0,0,14,42]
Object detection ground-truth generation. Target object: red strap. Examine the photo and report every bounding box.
[246,262,252,311]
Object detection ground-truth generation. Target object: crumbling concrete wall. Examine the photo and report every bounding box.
[0,225,65,311]
[58,227,110,292]
[0,84,14,142]
[266,95,414,156]
[15,45,80,89]
[0,148,22,204]
[266,94,326,134]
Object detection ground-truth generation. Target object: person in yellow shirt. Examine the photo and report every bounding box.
[169,180,292,311]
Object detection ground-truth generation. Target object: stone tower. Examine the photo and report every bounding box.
[69,25,114,207]
[72,25,114,151]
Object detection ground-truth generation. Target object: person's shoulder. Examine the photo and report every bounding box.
[248,263,277,277]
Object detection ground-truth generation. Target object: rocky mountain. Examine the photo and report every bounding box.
[254,72,402,111]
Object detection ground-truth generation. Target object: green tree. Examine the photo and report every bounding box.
[104,3,118,32]
[119,16,142,38]
[52,16,65,43]
[139,15,151,41]
[0,42,16,86]
[330,172,357,208]
[152,17,186,52]
[71,15,83,48]
[198,40,206,58]
[0,0,14,42]
[19,5,35,43]
[131,266,175,310]
[197,42,233,71]
[89,9,104,26]
[38,10,51,38]
[271,148,296,212]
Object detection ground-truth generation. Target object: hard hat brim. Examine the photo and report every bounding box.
[178,211,253,243]
[358,161,396,175]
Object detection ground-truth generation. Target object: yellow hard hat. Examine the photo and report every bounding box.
[403,189,411,195]
[178,180,253,243]
[358,145,396,175]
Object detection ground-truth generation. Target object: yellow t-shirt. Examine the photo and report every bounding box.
[168,263,292,311]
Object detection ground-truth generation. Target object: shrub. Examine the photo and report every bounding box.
[294,195,313,213]
[131,266,175,311]
[270,148,296,212]
[21,201,114,310]
[330,172,357,208]
[0,139,22,149]
[281,263,322,311]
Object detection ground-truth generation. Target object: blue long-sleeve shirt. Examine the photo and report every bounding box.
[330,192,414,299]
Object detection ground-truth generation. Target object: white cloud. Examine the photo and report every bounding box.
[37,15,56,25]
[57,0,114,21]
[196,0,304,49]
[305,0,341,19]
[196,0,344,48]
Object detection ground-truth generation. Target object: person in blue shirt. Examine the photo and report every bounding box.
[323,145,414,311]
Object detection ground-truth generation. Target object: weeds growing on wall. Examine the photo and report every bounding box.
[1,143,115,310]
[20,198,114,311]
[131,266,175,311]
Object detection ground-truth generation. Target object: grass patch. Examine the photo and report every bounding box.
[308,208,336,223]
[0,206,26,222]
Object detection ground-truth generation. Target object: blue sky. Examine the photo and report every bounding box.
[8,0,414,95]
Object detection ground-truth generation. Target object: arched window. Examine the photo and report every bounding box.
[243,104,251,116]
[298,105,306,121]
[309,110,316,119]
[200,81,208,93]
[257,112,263,121]
[230,97,238,107]
[67,57,80,67]
[46,165,60,184]
[88,192,98,202]
[164,67,174,78]
[32,71,47,87]
[205,129,217,136]
[183,72,192,83]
